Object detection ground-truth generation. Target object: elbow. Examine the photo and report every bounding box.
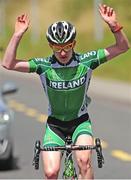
[121,47,129,54]
[120,40,131,53]
[127,43,131,50]
[123,45,130,53]
[118,43,130,54]
[2,58,16,70]
[124,43,131,52]
[1,62,13,70]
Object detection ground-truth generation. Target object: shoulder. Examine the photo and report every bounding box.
[29,57,51,65]
[79,50,103,61]
[79,49,106,62]
[28,56,52,74]
[78,49,107,69]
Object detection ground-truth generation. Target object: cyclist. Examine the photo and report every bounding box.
[2,4,130,180]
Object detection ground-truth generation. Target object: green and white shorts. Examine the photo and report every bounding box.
[43,113,93,147]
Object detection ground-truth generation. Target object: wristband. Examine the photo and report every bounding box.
[110,23,123,33]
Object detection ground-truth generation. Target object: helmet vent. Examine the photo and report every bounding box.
[46,21,76,44]
[65,25,68,30]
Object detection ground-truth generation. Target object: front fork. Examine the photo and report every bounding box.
[63,150,77,179]
[62,136,78,179]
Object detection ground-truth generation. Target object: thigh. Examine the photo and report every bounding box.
[42,123,64,172]
[41,151,61,170]
[42,124,65,147]
[72,119,93,159]
[72,119,93,144]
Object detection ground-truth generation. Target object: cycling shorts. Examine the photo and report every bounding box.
[42,113,93,147]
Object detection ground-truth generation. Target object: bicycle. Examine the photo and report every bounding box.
[32,136,104,179]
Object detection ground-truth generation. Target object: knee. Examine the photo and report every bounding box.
[77,154,92,170]
[44,166,60,179]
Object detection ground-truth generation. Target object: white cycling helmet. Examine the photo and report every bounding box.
[46,21,76,44]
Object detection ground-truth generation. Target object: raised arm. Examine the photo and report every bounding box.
[99,4,130,60]
[2,14,30,72]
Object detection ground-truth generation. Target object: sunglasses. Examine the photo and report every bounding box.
[50,41,75,52]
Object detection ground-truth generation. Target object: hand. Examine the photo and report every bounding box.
[98,4,117,27]
[15,14,30,36]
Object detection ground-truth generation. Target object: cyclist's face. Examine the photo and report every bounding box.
[49,41,76,64]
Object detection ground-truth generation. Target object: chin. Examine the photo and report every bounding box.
[59,59,69,64]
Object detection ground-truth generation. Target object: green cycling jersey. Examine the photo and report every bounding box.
[29,49,107,121]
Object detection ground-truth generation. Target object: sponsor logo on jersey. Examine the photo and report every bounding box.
[47,74,87,90]
[80,51,96,60]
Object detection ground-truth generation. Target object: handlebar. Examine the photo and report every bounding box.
[32,138,104,169]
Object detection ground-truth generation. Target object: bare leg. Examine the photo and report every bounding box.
[41,151,61,179]
[75,134,94,179]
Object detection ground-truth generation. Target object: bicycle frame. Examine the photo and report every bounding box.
[32,136,104,179]
[62,136,77,179]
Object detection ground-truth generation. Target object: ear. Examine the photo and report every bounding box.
[73,40,76,47]
[49,43,52,48]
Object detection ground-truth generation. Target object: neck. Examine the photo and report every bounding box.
[53,52,75,66]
